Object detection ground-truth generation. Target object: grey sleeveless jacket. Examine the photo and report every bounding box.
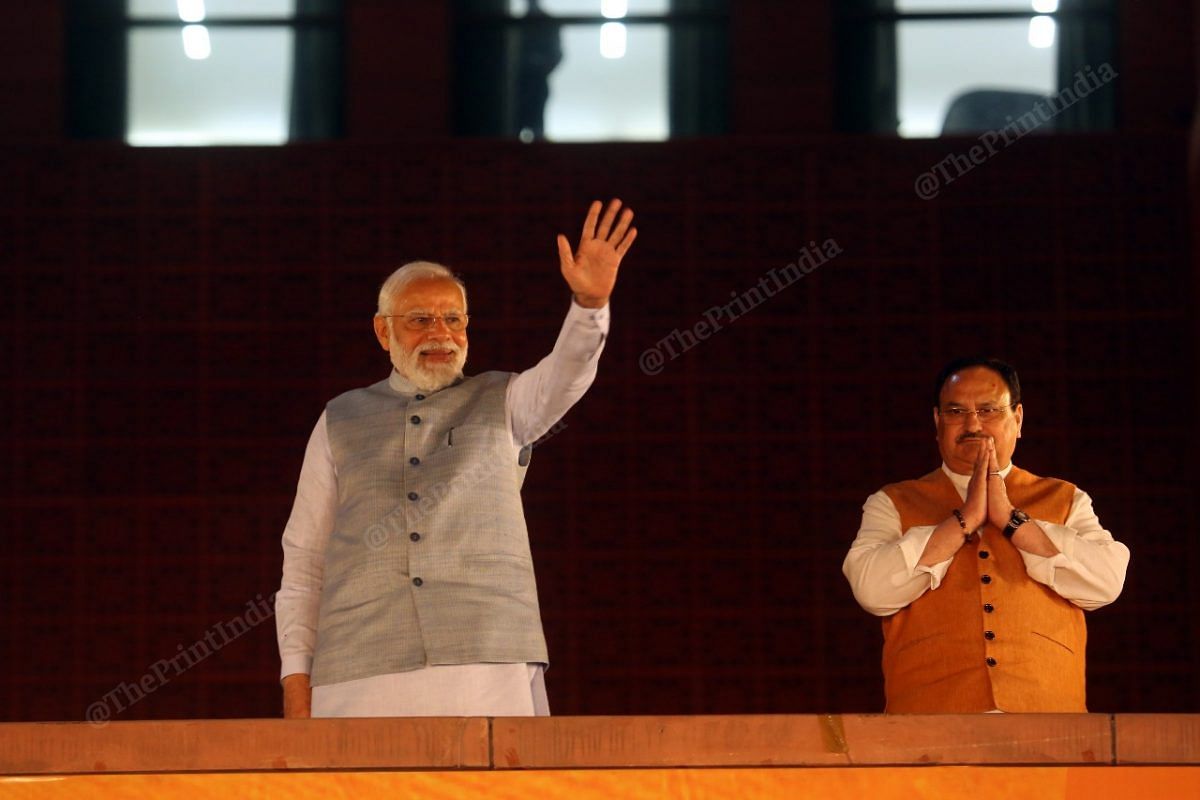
[310,371,547,687]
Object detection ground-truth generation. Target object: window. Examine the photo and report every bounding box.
[66,0,343,145]
[453,0,728,141]
[834,0,1117,137]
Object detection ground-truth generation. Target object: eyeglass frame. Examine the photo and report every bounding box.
[381,312,471,332]
[937,404,1017,423]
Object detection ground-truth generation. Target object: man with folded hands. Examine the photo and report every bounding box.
[843,357,1129,712]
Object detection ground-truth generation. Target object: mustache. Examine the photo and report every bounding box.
[415,341,462,355]
[956,432,992,444]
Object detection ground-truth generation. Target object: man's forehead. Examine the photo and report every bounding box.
[394,279,466,309]
[942,367,1011,402]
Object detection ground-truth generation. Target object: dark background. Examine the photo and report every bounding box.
[0,1,1197,721]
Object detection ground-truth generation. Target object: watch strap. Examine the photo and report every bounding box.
[1003,508,1029,539]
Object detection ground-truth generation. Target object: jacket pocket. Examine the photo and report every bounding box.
[1031,629,1075,654]
[889,629,947,656]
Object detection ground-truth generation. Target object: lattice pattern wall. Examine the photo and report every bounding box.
[0,137,1194,721]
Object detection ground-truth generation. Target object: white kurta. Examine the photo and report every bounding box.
[276,301,609,717]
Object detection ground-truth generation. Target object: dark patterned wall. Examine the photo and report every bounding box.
[0,137,1195,722]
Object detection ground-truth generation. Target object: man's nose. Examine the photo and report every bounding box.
[964,410,984,432]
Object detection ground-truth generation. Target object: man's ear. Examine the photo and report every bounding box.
[373,316,391,351]
[1013,402,1023,438]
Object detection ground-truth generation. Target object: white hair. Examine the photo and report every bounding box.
[376,261,468,316]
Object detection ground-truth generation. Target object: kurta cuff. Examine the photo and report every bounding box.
[1018,521,1075,588]
[898,525,951,590]
[280,653,313,682]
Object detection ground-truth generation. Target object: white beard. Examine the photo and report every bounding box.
[390,335,468,393]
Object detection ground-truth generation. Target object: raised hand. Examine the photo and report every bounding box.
[557,198,637,309]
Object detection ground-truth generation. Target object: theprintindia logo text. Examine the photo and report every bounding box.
[913,62,1118,200]
[85,593,275,726]
[363,420,568,550]
[638,238,842,376]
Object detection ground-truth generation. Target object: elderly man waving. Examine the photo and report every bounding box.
[276,200,636,718]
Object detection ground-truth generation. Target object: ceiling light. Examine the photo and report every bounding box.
[182,25,212,60]
[601,0,628,19]
[177,0,206,23]
[600,22,626,59]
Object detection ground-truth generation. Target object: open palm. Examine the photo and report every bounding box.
[557,199,637,308]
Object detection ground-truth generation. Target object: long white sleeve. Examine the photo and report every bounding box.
[275,413,336,680]
[1015,489,1130,610]
[506,300,609,446]
[842,491,952,617]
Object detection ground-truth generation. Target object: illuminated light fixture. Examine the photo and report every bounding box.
[1031,0,1058,12]
[601,0,628,18]
[1028,15,1055,48]
[600,22,626,58]
[182,24,212,59]
[177,0,206,23]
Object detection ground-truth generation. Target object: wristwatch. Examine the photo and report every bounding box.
[1003,508,1031,539]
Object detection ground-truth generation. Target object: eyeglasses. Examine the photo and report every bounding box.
[939,405,1014,423]
[384,312,469,332]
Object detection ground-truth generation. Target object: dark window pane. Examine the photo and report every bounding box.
[454,0,727,140]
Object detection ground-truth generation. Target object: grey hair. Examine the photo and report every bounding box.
[376,261,468,316]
